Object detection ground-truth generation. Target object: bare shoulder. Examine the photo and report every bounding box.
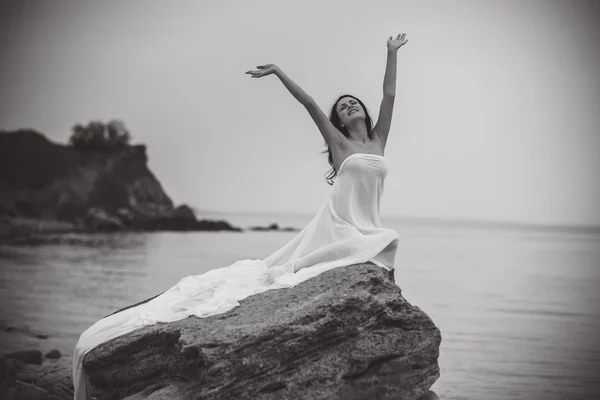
[330,133,384,171]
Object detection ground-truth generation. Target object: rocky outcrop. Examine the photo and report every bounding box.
[2,350,44,366]
[84,207,125,231]
[0,130,241,240]
[81,263,441,400]
[1,356,73,399]
[0,325,73,399]
[0,217,80,242]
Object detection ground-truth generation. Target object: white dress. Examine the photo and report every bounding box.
[72,152,400,399]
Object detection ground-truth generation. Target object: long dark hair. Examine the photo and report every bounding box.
[320,94,374,185]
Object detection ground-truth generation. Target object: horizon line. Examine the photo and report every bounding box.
[191,208,600,232]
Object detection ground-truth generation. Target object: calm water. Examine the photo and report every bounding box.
[1,212,599,399]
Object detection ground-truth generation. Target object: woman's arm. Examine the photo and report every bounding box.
[382,49,398,96]
[373,33,408,148]
[246,64,343,146]
[274,66,312,106]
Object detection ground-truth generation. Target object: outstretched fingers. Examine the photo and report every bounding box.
[246,64,278,78]
[245,70,261,77]
[246,65,267,78]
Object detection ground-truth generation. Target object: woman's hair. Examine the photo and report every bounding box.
[320,94,374,185]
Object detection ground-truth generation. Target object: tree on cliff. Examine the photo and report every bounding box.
[69,120,131,151]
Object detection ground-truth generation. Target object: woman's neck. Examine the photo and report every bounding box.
[345,121,369,142]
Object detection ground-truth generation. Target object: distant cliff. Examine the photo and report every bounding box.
[0,129,240,238]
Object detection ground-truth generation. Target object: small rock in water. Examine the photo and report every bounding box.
[45,349,62,359]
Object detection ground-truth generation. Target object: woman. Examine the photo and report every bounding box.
[73,33,408,399]
[246,33,407,184]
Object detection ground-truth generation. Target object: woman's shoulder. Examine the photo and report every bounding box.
[331,138,384,171]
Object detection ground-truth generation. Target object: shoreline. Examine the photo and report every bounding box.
[0,217,302,245]
[0,216,239,245]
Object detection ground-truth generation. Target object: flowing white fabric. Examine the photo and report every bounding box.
[72,152,399,399]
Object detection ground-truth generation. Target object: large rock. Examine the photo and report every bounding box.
[170,204,196,221]
[83,263,441,400]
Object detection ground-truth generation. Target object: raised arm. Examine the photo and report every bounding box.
[246,64,343,147]
[373,33,408,149]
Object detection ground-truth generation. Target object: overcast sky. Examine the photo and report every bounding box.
[1,0,599,227]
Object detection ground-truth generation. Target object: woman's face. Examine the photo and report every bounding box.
[336,97,364,127]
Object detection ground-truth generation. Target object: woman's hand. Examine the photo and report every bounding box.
[387,33,408,51]
[245,64,279,78]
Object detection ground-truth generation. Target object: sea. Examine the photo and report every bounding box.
[1,210,599,400]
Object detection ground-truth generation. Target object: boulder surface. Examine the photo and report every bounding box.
[83,263,441,400]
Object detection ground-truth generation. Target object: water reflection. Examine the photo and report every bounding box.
[1,226,600,398]
[2,231,152,249]
[0,232,158,346]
